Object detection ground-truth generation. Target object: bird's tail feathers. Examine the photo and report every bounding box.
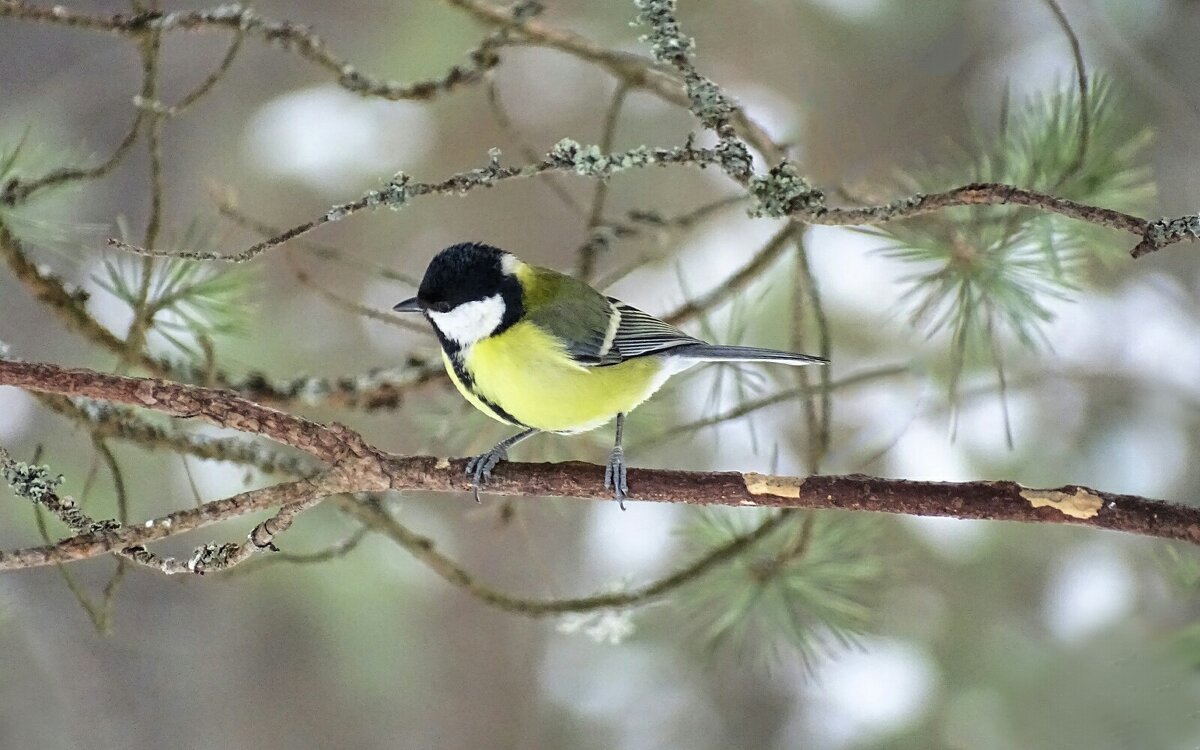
[669,343,827,366]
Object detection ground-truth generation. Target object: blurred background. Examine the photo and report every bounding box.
[2,0,1200,748]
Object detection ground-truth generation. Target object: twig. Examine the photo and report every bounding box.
[283,249,431,336]
[215,197,420,287]
[0,360,355,462]
[788,224,833,470]
[0,221,170,376]
[39,394,320,476]
[662,223,791,326]
[484,78,584,216]
[233,523,369,572]
[124,17,166,370]
[1042,0,1089,186]
[1,110,144,206]
[340,495,792,616]
[138,27,244,117]
[2,219,442,410]
[577,83,631,280]
[109,142,727,262]
[632,0,753,182]
[0,1,508,102]
[446,0,784,163]
[628,364,910,452]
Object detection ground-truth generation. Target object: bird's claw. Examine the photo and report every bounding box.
[466,447,507,503]
[604,445,629,510]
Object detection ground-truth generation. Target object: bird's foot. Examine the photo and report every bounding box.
[604,445,629,510]
[466,446,507,503]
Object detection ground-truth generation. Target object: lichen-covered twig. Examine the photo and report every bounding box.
[109,141,727,261]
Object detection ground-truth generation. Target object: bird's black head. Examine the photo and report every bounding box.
[417,243,513,312]
[394,242,524,347]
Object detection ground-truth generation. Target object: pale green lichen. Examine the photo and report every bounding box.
[748,161,825,218]
[187,542,240,573]
[2,459,62,505]
[634,0,737,136]
[377,171,410,208]
[634,0,695,65]
[1145,214,1200,250]
[549,139,657,178]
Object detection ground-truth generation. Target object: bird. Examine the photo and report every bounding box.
[393,242,827,508]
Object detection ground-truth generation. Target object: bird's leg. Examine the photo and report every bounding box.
[466,427,538,502]
[604,412,630,510]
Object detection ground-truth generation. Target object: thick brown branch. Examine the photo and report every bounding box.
[1,360,1199,578]
[3,455,1198,573]
[0,360,349,462]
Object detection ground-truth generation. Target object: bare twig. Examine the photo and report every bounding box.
[662,223,791,326]
[340,496,794,616]
[138,27,244,117]
[446,0,784,163]
[1,110,144,206]
[215,197,420,287]
[284,249,431,336]
[628,364,910,452]
[484,78,585,216]
[577,83,631,280]
[1042,0,1089,185]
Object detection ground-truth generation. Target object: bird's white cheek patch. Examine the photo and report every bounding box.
[428,294,505,345]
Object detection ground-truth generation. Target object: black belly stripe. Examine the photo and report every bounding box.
[446,348,528,428]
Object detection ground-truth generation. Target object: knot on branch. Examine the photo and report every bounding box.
[323,422,390,489]
[1133,214,1200,258]
[715,139,753,181]
[748,161,825,219]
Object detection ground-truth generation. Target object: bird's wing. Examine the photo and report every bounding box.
[523,267,624,366]
[603,299,703,361]
[523,267,700,366]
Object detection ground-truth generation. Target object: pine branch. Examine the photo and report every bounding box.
[1,219,443,410]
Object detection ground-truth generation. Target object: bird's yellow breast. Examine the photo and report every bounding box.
[443,320,669,433]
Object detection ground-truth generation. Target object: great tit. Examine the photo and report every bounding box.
[394,242,827,507]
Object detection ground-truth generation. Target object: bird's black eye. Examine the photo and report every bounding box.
[429,301,453,313]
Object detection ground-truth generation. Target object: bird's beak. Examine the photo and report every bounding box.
[393,297,422,313]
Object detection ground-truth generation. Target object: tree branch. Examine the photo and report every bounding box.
[2,359,1198,578]
[0,1,509,102]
